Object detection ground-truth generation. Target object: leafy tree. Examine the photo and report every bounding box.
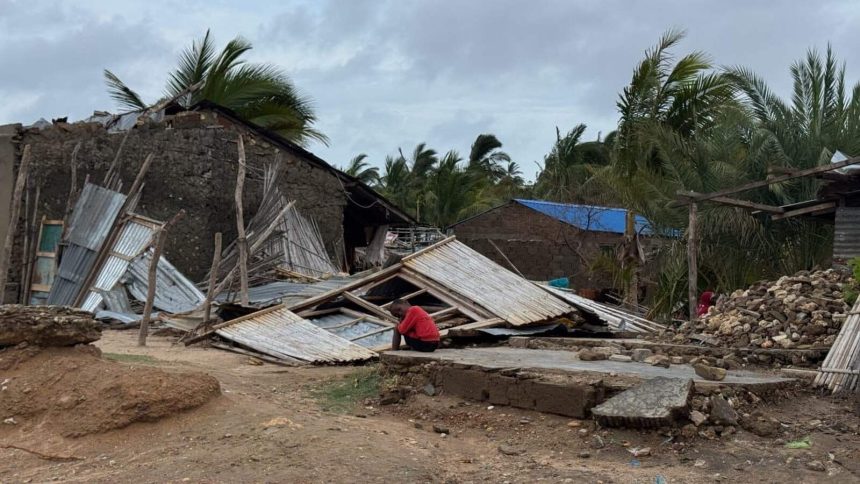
[468,134,511,182]
[104,30,326,146]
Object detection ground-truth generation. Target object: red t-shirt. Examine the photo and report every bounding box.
[397,306,440,342]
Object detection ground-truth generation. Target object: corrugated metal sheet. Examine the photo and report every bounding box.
[46,245,98,306]
[514,199,654,235]
[216,274,367,307]
[216,307,376,363]
[65,184,126,250]
[309,313,392,349]
[126,252,205,313]
[81,217,158,312]
[835,207,860,261]
[404,240,575,326]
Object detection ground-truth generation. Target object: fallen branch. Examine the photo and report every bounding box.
[0,444,83,462]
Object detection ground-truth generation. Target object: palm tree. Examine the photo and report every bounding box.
[534,125,612,203]
[468,134,510,182]
[342,154,380,185]
[104,30,326,146]
[423,151,478,227]
[379,155,412,211]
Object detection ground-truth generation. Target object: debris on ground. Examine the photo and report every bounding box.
[669,269,849,349]
[591,377,692,428]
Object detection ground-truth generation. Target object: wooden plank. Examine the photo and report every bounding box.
[672,155,860,206]
[0,145,31,304]
[397,269,492,322]
[380,288,427,308]
[202,232,223,325]
[771,201,837,220]
[342,291,399,323]
[287,263,403,313]
[684,194,785,213]
[439,318,505,337]
[429,306,459,319]
[297,308,340,318]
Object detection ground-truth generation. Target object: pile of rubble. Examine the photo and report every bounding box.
[675,269,851,349]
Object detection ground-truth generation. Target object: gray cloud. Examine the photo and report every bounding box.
[2,0,860,181]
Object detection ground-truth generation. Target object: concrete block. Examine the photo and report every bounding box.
[591,377,692,428]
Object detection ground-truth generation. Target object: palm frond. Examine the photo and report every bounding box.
[103,69,147,111]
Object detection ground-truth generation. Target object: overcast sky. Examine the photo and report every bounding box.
[2,0,859,181]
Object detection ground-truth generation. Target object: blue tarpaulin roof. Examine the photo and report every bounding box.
[513,199,655,235]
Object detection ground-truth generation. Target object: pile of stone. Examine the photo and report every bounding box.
[676,269,850,349]
[0,305,101,347]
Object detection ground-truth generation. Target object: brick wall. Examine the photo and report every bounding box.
[451,202,621,288]
[5,111,346,299]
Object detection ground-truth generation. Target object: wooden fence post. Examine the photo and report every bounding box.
[138,210,185,346]
[687,202,698,323]
[203,232,223,324]
[235,135,250,306]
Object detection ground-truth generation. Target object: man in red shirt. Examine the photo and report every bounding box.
[389,299,440,352]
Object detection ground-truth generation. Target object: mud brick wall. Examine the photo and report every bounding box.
[9,111,346,287]
[451,202,619,287]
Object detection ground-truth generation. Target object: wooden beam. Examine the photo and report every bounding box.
[679,193,785,213]
[429,306,459,319]
[771,201,837,221]
[139,209,185,346]
[342,291,399,323]
[287,263,403,313]
[235,135,249,306]
[439,318,505,337]
[0,145,31,304]
[202,232,223,325]
[672,155,860,206]
[380,288,427,308]
[687,202,698,324]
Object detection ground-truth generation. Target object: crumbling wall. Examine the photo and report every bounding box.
[10,111,346,286]
[452,202,618,287]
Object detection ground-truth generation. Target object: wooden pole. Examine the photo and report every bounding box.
[235,135,250,306]
[21,186,40,304]
[203,232,223,324]
[0,145,32,304]
[623,210,638,308]
[687,202,698,323]
[63,142,82,222]
[138,210,185,346]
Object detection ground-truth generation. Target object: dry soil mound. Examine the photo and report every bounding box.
[0,345,220,437]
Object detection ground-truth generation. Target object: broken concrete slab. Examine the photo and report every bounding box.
[381,347,794,390]
[591,377,692,428]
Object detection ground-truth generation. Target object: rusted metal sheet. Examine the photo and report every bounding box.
[834,207,860,263]
[217,307,376,363]
[403,239,575,326]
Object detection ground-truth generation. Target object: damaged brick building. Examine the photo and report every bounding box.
[0,102,412,302]
[448,199,659,291]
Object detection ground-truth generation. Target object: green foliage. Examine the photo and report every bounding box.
[104,30,326,146]
[311,367,382,413]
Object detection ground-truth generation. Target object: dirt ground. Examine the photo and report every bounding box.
[1,330,859,483]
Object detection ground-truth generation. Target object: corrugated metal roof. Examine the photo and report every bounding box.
[835,207,860,261]
[216,307,376,363]
[81,216,159,312]
[403,239,575,326]
[126,252,205,313]
[46,245,98,306]
[65,183,126,250]
[216,274,367,306]
[513,199,654,235]
[309,313,392,349]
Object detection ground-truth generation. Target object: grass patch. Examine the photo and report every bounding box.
[103,352,159,364]
[312,366,382,413]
